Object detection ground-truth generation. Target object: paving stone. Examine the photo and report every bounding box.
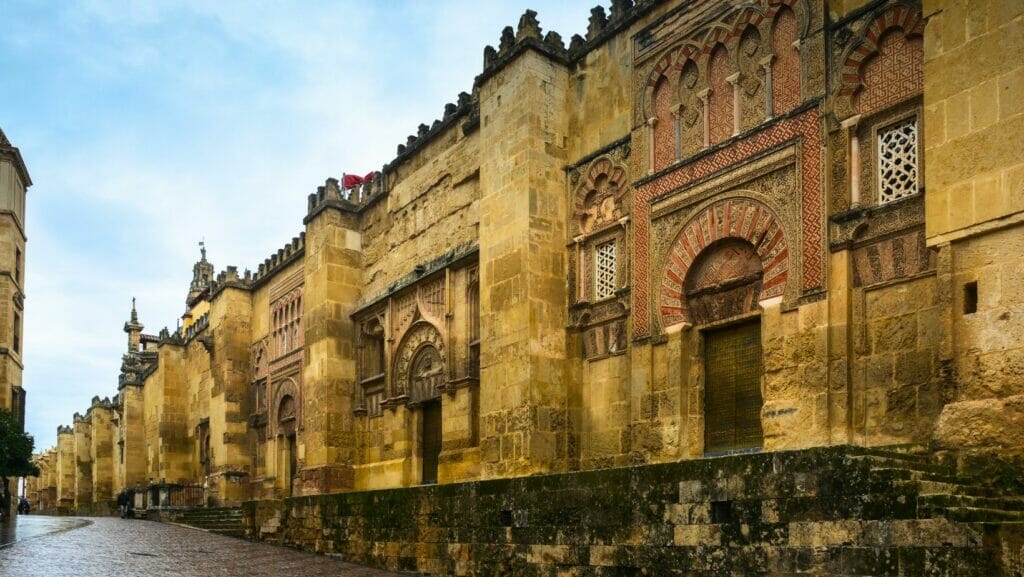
[0,517,403,577]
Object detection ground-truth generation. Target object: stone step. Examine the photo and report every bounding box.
[921,494,1024,512]
[850,455,951,475]
[939,507,1024,523]
[847,444,933,462]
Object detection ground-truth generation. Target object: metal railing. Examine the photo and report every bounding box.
[145,483,205,510]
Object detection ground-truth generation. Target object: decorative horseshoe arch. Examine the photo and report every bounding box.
[573,156,629,237]
[835,3,924,116]
[659,197,789,329]
[639,0,811,122]
[392,321,445,399]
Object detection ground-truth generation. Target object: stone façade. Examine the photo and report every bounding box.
[27,0,1024,573]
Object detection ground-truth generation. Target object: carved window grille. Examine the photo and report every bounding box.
[595,241,617,299]
[467,267,480,378]
[877,117,919,204]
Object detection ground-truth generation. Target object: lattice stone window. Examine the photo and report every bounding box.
[877,117,919,204]
[595,241,617,299]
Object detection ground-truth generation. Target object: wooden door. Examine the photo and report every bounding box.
[704,320,763,453]
[287,434,297,493]
[421,401,442,484]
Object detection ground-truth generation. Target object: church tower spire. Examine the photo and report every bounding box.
[123,297,143,352]
[187,241,215,306]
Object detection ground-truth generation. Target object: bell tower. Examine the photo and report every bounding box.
[123,298,143,352]
[0,127,31,429]
[187,242,215,305]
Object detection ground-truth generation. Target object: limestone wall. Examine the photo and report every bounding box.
[361,124,480,303]
[88,404,115,503]
[923,0,1024,472]
[923,0,1024,241]
[244,446,1010,576]
[72,417,92,508]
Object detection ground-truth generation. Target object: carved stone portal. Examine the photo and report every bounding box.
[392,321,445,399]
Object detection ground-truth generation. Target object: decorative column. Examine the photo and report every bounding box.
[842,115,863,208]
[672,103,683,161]
[727,72,741,136]
[646,117,658,174]
[573,236,585,302]
[698,89,711,148]
[760,55,775,120]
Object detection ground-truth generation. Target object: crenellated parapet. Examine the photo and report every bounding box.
[306,174,386,219]
[478,9,569,84]
[251,233,306,287]
[389,89,479,169]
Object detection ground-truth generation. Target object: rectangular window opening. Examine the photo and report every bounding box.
[711,500,733,524]
[13,312,20,354]
[964,281,978,315]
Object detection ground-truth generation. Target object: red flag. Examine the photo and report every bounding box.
[342,174,363,189]
[342,172,377,189]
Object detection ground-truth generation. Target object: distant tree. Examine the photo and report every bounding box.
[0,409,39,524]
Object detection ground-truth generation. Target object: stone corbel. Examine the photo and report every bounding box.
[760,55,775,120]
[198,331,214,356]
[841,114,863,208]
[726,72,742,136]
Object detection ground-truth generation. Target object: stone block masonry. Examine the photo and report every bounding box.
[243,445,1022,575]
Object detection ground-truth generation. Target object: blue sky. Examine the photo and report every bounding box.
[2,0,595,451]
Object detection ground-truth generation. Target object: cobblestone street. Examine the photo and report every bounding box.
[0,517,403,577]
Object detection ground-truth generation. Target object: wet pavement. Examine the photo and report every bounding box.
[0,516,404,576]
[0,516,89,548]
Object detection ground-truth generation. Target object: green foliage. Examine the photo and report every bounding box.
[0,409,39,479]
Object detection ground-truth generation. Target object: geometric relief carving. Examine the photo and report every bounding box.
[836,5,924,117]
[653,77,676,171]
[678,59,703,158]
[634,107,821,339]
[708,45,734,145]
[855,30,923,115]
[852,228,934,288]
[582,320,627,359]
[392,321,444,399]
[737,26,764,131]
[660,198,787,328]
[771,6,800,114]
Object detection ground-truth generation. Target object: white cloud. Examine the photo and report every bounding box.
[11,0,597,448]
